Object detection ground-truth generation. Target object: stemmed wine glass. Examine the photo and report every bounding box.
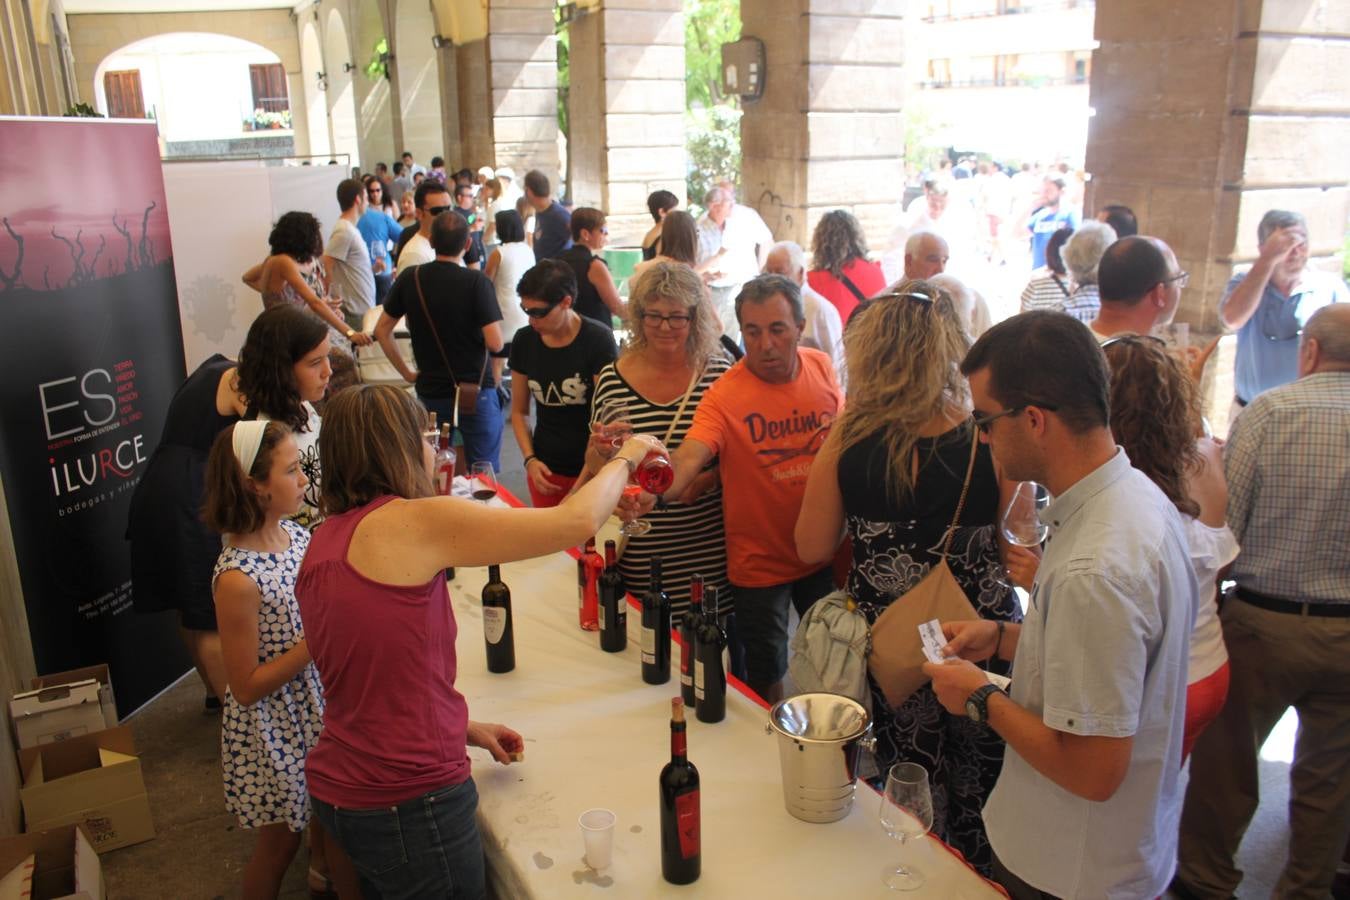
[470,462,497,505]
[879,762,934,891]
[594,400,634,451]
[994,481,1051,589]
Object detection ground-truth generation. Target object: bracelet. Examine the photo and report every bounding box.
[612,453,639,474]
[523,454,537,467]
[995,620,1005,659]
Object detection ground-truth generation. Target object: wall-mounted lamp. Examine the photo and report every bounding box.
[342,61,356,73]
[316,70,328,91]
[431,34,449,50]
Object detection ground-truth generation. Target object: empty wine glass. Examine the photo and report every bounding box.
[879,762,934,891]
[594,400,634,450]
[994,481,1051,589]
[470,462,497,505]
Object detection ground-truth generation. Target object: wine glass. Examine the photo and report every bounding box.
[618,478,651,537]
[995,481,1051,589]
[878,762,934,891]
[594,400,634,451]
[470,462,497,505]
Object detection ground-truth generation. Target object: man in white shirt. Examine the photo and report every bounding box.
[397,181,453,275]
[762,241,844,372]
[927,311,1196,899]
[698,182,773,342]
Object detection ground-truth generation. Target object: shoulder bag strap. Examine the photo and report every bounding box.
[838,271,869,304]
[662,366,704,446]
[1052,274,1070,298]
[413,267,460,393]
[939,425,982,559]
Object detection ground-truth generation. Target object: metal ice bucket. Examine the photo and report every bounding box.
[765,692,874,823]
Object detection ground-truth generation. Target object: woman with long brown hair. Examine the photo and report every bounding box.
[629,210,724,287]
[795,279,1018,874]
[296,384,662,898]
[806,209,886,323]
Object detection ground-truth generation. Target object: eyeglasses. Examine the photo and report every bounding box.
[1100,333,1166,350]
[641,311,692,330]
[424,204,452,216]
[520,299,563,319]
[1260,293,1306,342]
[1165,271,1189,289]
[972,402,1060,434]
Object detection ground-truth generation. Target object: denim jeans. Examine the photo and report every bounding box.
[730,567,835,700]
[419,385,503,471]
[311,779,485,900]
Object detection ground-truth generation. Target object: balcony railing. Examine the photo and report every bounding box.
[921,0,1095,24]
[920,73,1089,88]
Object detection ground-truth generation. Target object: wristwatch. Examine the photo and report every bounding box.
[344,328,356,339]
[965,683,1001,724]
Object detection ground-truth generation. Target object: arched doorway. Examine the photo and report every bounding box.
[324,9,360,168]
[299,21,332,160]
[94,32,296,158]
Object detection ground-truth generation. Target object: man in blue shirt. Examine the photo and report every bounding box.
[1219,209,1347,407]
[524,169,572,262]
[1026,175,1079,270]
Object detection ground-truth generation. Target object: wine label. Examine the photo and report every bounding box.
[483,607,506,644]
[641,626,655,664]
[675,790,700,859]
[694,659,705,699]
[598,603,606,630]
[680,671,692,688]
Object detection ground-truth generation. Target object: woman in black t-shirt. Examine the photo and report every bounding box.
[509,260,619,506]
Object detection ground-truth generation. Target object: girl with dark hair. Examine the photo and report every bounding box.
[127,306,332,713]
[202,420,356,900]
[296,384,664,898]
[641,189,679,260]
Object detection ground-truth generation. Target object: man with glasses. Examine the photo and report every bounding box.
[925,311,1196,899]
[396,180,454,275]
[1221,209,1347,410]
[1092,235,1186,342]
[451,182,485,270]
[558,207,623,330]
[1174,304,1350,900]
[631,274,843,704]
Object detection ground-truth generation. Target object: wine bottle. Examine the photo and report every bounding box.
[659,697,700,884]
[481,565,515,673]
[580,539,603,632]
[694,585,727,723]
[641,556,671,684]
[679,574,703,706]
[636,449,675,494]
[598,540,626,653]
[434,423,456,495]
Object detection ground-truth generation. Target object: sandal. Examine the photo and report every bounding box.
[307,867,337,900]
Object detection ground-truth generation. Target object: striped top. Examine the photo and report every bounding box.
[1020,273,1071,313]
[591,353,734,622]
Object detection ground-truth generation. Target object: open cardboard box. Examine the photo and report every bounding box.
[9,681,106,750]
[30,665,118,731]
[0,824,105,899]
[19,726,154,853]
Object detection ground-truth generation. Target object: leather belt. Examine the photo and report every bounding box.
[1235,587,1350,618]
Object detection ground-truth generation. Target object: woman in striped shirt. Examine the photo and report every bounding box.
[1018,225,1075,313]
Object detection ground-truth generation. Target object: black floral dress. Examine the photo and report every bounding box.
[839,421,1020,876]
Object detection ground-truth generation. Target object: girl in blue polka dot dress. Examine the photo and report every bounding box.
[204,420,353,898]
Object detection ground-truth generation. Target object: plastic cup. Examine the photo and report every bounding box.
[579,808,616,870]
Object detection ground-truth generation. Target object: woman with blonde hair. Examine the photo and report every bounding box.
[806,209,886,323]
[795,279,1018,875]
[297,384,662,897]
[585,261,733,621]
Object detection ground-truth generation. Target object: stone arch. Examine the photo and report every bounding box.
[300,20,332,160]
[324,8,361,168]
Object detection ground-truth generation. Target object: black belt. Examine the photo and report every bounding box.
[1235,587,1350,618]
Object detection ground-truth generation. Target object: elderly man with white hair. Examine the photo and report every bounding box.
[903,230,950,281]
[698,183,774,342]
[928,273,992,339]
[763,240,844,370]
[1059,220,1117,322]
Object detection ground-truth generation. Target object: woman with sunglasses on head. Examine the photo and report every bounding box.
[298,384,664,899]
[794,279,1020,875]
[508,260,618,507]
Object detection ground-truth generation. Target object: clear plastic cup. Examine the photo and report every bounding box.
[579,808,616,870]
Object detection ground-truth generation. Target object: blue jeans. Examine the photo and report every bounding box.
[311,779,485,900]
[731,567,835,701]
[419,385,502,471]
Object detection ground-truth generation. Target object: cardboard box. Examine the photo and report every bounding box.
[19,727,154,853]
[0,824,105,899]
[31,666,118,731]
[9,681,106,750]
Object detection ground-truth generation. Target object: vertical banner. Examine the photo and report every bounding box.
[0,117,190,715]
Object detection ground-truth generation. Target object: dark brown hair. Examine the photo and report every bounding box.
[658,210,698,265]
[236,305,329,431]
[1103,336,1201,518]
[319,384,435,515]
[202,421,291,535]
[570,207,606,242]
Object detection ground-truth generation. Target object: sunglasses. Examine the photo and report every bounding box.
[875,290,933,305]
[972,402,1060,434]
[520,299,563,319]
[424,204,452,216]
[1100,333,1167,350]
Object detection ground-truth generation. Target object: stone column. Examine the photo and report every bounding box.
[565,0,685,244]
[739,0,906,252]
[1085,0,1350,334]
[485,0,560,183]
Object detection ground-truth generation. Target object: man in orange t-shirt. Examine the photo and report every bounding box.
[636,274,844,702]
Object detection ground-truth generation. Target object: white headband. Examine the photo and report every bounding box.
[231,421,269,474]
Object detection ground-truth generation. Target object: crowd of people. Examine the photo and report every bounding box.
[124,146,1348,900]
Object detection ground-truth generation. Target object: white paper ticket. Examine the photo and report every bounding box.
[919,618,948,664]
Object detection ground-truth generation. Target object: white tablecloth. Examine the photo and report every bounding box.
[446,493,1003,899]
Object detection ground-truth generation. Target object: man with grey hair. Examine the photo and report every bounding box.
[1174,303,1350,900]
[903,230,950,281]
[698,181,774,342]
[763,240,844,370]
[1059,220,1117,323]
[1221,209,1347,407]
[629,274,844,704]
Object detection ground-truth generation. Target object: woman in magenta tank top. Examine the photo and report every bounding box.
[296,384,664,899]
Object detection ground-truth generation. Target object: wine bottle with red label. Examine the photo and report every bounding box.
[641,556,671,684]
[481,565,514,673]
[694,585,727,723]
[598,540,626,653]
[679,574,703,706]
[660,697,700,884]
